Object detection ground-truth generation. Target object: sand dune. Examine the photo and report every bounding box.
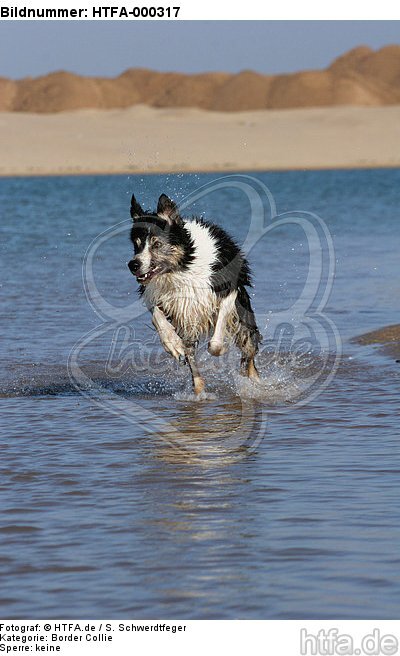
[1,46,400,113]
[2,44,400,177]
[1,104,400,177]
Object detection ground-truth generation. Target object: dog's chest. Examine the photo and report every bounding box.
[143,219,222,338]
[144,272,218,337]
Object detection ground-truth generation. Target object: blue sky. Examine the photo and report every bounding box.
[0,21,399,78]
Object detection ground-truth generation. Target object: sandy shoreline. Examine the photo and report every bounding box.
[354,324,400,360]
[1,105,400,177]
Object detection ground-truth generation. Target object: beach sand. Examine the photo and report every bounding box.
[1,104,400,177]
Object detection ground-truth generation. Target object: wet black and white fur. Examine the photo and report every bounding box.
[128,193,262,396]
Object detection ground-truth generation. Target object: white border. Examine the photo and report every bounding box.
[1,0,400,20]
[0,620,399,656]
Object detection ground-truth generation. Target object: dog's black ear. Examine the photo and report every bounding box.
[157,194,181,225]
[130,194,144,220]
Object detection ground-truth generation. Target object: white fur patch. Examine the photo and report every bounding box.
[138,238,151,273]
[183,219,218,283]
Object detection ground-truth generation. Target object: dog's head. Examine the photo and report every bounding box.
[128,194,193,285]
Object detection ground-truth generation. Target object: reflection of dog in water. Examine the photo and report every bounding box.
[128,193,262,397]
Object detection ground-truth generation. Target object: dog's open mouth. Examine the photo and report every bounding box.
[136,267,161,283]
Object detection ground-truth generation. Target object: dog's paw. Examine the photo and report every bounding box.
[160,330,186,361]
[208,340,226,356]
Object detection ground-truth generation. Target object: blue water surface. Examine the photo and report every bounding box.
[0,169,399,618]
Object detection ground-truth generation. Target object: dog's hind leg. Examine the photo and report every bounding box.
[235,286,262,380]
[184,344,205,396]
[240,354,259,380]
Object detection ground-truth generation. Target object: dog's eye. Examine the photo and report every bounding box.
[152,239,162,249]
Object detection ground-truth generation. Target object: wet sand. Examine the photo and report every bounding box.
[354,324,400,359]
[1,104,400,176]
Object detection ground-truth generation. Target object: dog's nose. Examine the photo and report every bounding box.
[128,259,140,274]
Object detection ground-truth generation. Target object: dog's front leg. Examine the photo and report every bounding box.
[185,343,205,396]
[208,290,237,356]
[152,306,186,362]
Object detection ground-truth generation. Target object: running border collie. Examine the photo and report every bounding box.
[128,193,262,396]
